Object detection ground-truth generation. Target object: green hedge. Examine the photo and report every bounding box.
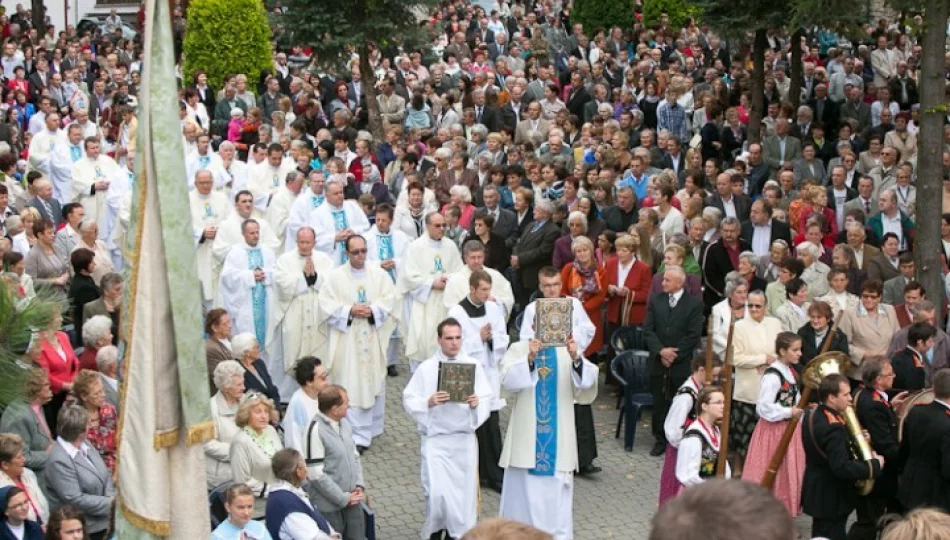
[642,0,699,29]
[572,0,636,34]
[182,0,273,90]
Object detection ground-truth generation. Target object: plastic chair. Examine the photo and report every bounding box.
[611,350,653,452]
[208,481,232,529]
[610,325,644,354]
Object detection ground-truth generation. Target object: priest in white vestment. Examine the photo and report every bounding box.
[104,156,135,269]
[447,270,510,492]
[247,144,296,214]
[69,138,122,234]
[27,113,63,178]
[212,190,281,305]
[317,235,398,450]
[282,356,329,454]
[190,170,233,310]
[284,170,327,253]
[270,227,334,398]
[219,219,277,352]
[364,204,411,375]
[219,141,250,197]
[185,134,225,189]
[499,267,598,540]
[309,177,370,266]
[400,212,463,371]
[402,319,492,540]
[443,240,514,320]
[265,170,303,249]
[48,124,85,204]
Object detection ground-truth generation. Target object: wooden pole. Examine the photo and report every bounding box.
[715,315,735,477]
[704,315,715,384]
[761,311,843,488]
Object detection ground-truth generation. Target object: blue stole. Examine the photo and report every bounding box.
[70,145,82,162]
[199,155,210,169]
[356,285,368,304]
[203,201,214,218]
[311,194,325,208]
[434,254,444,272]
[331,208,349,264]
[530,347,558,476]
[378,233,395,282]
[247,247,267,347]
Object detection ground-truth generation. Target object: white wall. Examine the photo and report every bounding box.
[2,0,99,36]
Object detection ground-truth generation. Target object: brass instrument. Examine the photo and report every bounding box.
[897,389,935,441]
[803,351,875,496]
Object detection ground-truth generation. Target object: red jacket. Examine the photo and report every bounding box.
[36,331,80,394]
[604,255,652,325]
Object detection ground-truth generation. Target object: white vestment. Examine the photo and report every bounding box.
[282,388,320,454]
[443,266,515,321]
[309,200,370,266]
[211,213,280,305]
[220,159,250,198]
[219,242,277,349]
[400,236,463,368]
[48,140,84,205]
[27,128,63,178]
[270,249,334,398]
[101,166,133,268]
[265,186,297,248]
[189,190,233,304]
[448,299,510,410]
[498,340,598,540]
[365,225,412,366]
[70,155,122,233]
[403,350,492,539]
[247,161,296,213]
[284,189,325,253]
[317,263,398,446]
[185,150,225,189]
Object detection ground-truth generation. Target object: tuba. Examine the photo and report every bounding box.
[803,352,875,496]
[897,389,935,441]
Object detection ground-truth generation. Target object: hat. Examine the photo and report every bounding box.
[0,485,20,515]
[230,107,244,117]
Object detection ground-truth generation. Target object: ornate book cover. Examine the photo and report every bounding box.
[535,297,573,347]
[437,361,476,402]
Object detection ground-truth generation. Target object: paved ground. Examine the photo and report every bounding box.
[360,356,816,539]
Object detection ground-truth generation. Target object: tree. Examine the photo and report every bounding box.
[0,286,63,408]
[30,0,45,37]
[181,0,272,90]
[276,0,439,141]
[573,0,637,34]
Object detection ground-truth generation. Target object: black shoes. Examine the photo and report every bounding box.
[387,365,398,377]
[577,464,602,476]
[649,441,667,457]
[356,445,368,455]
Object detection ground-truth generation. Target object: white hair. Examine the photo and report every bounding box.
[231,333,259,360]
[213,360,245,392]
[82,315,113,347]
[796,241,819,258]
[568,210,588,232]
[449,184,472,203]
[95,345,118,372]
[535,199,555,215]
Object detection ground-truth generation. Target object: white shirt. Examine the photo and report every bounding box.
[617,258,635,290]
[756,361,796,422]
[751,222,772,256]
[721,196,737,219]
[853,244,865,268]
[880,212,904,248]
[268,482,336,540]
[668,288,684,307]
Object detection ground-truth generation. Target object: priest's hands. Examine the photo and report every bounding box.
[466,394,479,409]
[428,391,450,407]
[528,339,541,362]
[350,304,372,318]
[94,180,110,191]
[303,258,316,276]
[432,275,448,290]
[253,268,266,282]
[203,226,217,240]
[480,323,492,341]
[335,228,354,242]
[380,259,395,270]
[567,337,579,361]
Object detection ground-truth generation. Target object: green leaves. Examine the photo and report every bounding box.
[182,0,273,89]
[0,285,66,408]
[641,0,698,30]
[574,0,637,34]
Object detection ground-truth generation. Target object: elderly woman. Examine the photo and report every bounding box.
[798,300,850,374]
[774,278,810,333]
[443,184,475,230]
[815,266,860,317]
[553,211,588,269]
[11,207,38,256]
[737,251,767,292]
[839,279,901,380]
[0,369,52,472]
[394,183,435,239]
[757,240,789,283]
[70,221,113,286]
[605,233,652,337]
[0,434,49,525]
[561,236,608,359]
[471,214,509,273]
[232,333,280,416]
[230,392,282,515]
[711,272,749,358]
[23,218,69,294]
[266,448,338,540]
[796,241,830,300]
[205,308,234,393]
[35,311,79,433]
[67,248,100,342]
[81,272,122,347]
[72,370,118,472]
[730,290,783,475]
[765,257,805,317]
[648,244,702,300]
[831,244,864,296]
[206,361,246,490]
[77,315,112,372]
[800,219,834,266]
[46,405,116,538]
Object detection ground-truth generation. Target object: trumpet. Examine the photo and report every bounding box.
[803,352,875,496]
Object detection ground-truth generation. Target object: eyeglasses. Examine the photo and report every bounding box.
[861,294,880,300]
[348,249,368,255]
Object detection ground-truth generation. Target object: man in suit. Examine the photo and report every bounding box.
[897,368,950,512]
[470,185,516,239]
[26,179,63,227]
[473,89,501,133]
[840,86,872,138]
[513,101,550,147]
[881,254,916,306]
[827,164,858,229]
[867,189,914,252]
[702,217,751,309]
[28,57,51,103]
[95,345,120,409]
[487,32,509,61]
[706,172,751,222]
[843,175,878,221]
[740,199,792,257]
[642,265,704,456]
[564,71,591,121]
[763,118,802,180]
[658,137,686,177]
[887,301,950,386]
[583,84,609,124]
[511,199,559,309]
[809,84,840,135]
[498,84,526,133]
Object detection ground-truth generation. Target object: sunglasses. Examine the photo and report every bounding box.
[862,294,880,300]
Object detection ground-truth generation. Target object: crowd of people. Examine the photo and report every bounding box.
[0,0,949,539]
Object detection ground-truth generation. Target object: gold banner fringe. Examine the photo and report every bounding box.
[152,428,180,450]
[185,421,216,447]
[119,496,171,537]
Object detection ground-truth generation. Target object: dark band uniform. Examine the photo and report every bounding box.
[849,388,902,540]
[897,400,950,512]
[801,404,882,540]
[890,347,927,394]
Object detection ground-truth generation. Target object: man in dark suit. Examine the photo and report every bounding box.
[498,86,526,133]
[511,199,559,308]
[473,89,500,132]
[658,137,686,176]
[583,84,609,124]
[808,84,840,135]
[642,265,704,456]
[802,374,883,540]
[702,216,751,309]
[470,185,517,239]
[705,172,751,222]
[851,358,905,540]
[28,58,51,103]
[897,368,950,512]
[564,71,591,121]
[740,199,792,256]
[27,179,63,227]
